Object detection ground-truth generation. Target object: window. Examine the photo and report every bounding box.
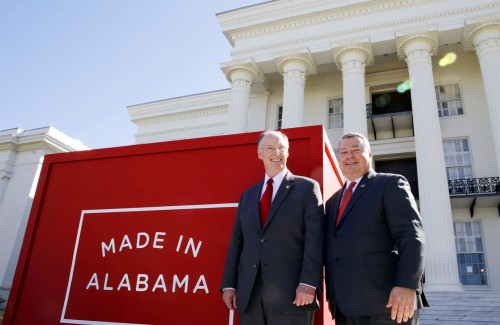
[443,138,473,180]
[277,105,283,129]
[454,221,487,286]
[435,83,464,117]
[328,98,343,129]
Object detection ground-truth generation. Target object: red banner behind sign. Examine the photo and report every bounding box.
[4,126,342,325]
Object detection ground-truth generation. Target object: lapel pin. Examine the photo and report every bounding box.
[286,185,290,189]
[360,184,365,188]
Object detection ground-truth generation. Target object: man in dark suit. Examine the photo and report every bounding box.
[221,130,325,325]
[324,132,426,324]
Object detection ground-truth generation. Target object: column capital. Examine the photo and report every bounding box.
[220,59,264,84]
[464,21,500,52]
[396,30,438,61]
[274,49,317,77]
[332,41,374,71]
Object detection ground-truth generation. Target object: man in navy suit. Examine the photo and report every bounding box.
[220,130,324,325]
[324,132,426,324]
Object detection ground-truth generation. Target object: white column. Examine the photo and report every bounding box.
[223,62,263,134]
[0,150,15,302]
[247,92,271,132]
[465,22,500,177]
[276,52,316,128]
[0,170,12,206]
[397,32,462,291]
[333,44,373,136]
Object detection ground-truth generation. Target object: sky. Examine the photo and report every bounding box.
[0,0,265,149]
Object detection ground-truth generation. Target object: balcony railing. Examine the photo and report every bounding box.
[366,103,412,117]
[448,177,500,196]
[366,103,373,116]
[366,103,414,140]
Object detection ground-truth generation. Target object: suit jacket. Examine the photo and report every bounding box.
[324,169,425,318]
[220,171,325,314]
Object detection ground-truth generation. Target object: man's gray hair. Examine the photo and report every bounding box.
[258,130,289,149]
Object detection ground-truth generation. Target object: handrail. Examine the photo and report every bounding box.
[366,104,412,117]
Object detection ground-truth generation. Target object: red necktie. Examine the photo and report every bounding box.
[336,182,356,226]
[260,178,273,226]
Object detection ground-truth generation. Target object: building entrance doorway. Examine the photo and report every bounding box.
[375,158,419,198]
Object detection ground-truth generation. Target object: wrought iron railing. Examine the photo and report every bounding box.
[366,103,373,116]
[448,177,500,196]
[366,103,413,117]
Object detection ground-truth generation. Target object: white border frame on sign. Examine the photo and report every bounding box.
[60,203,239,325]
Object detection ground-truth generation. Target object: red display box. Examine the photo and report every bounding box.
[4,125,342,325]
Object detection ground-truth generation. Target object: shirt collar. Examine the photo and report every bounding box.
[264,168,288,185]
[345,176,362,191]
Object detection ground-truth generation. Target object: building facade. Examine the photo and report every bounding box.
[0,127,88,307]
[129,0,500,293]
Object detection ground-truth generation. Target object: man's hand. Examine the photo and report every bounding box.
[222,289,237,310]
[386,286,416,323]
[293,284,316,306]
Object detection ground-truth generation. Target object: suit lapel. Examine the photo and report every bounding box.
[336,169,377,228]
[262,172,294,231]
[330,189,343,222]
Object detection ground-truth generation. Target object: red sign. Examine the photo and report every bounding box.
[4,125,342,325]
[62,204,237,325]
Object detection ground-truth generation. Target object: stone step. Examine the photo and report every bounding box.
[420,291,500,325]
